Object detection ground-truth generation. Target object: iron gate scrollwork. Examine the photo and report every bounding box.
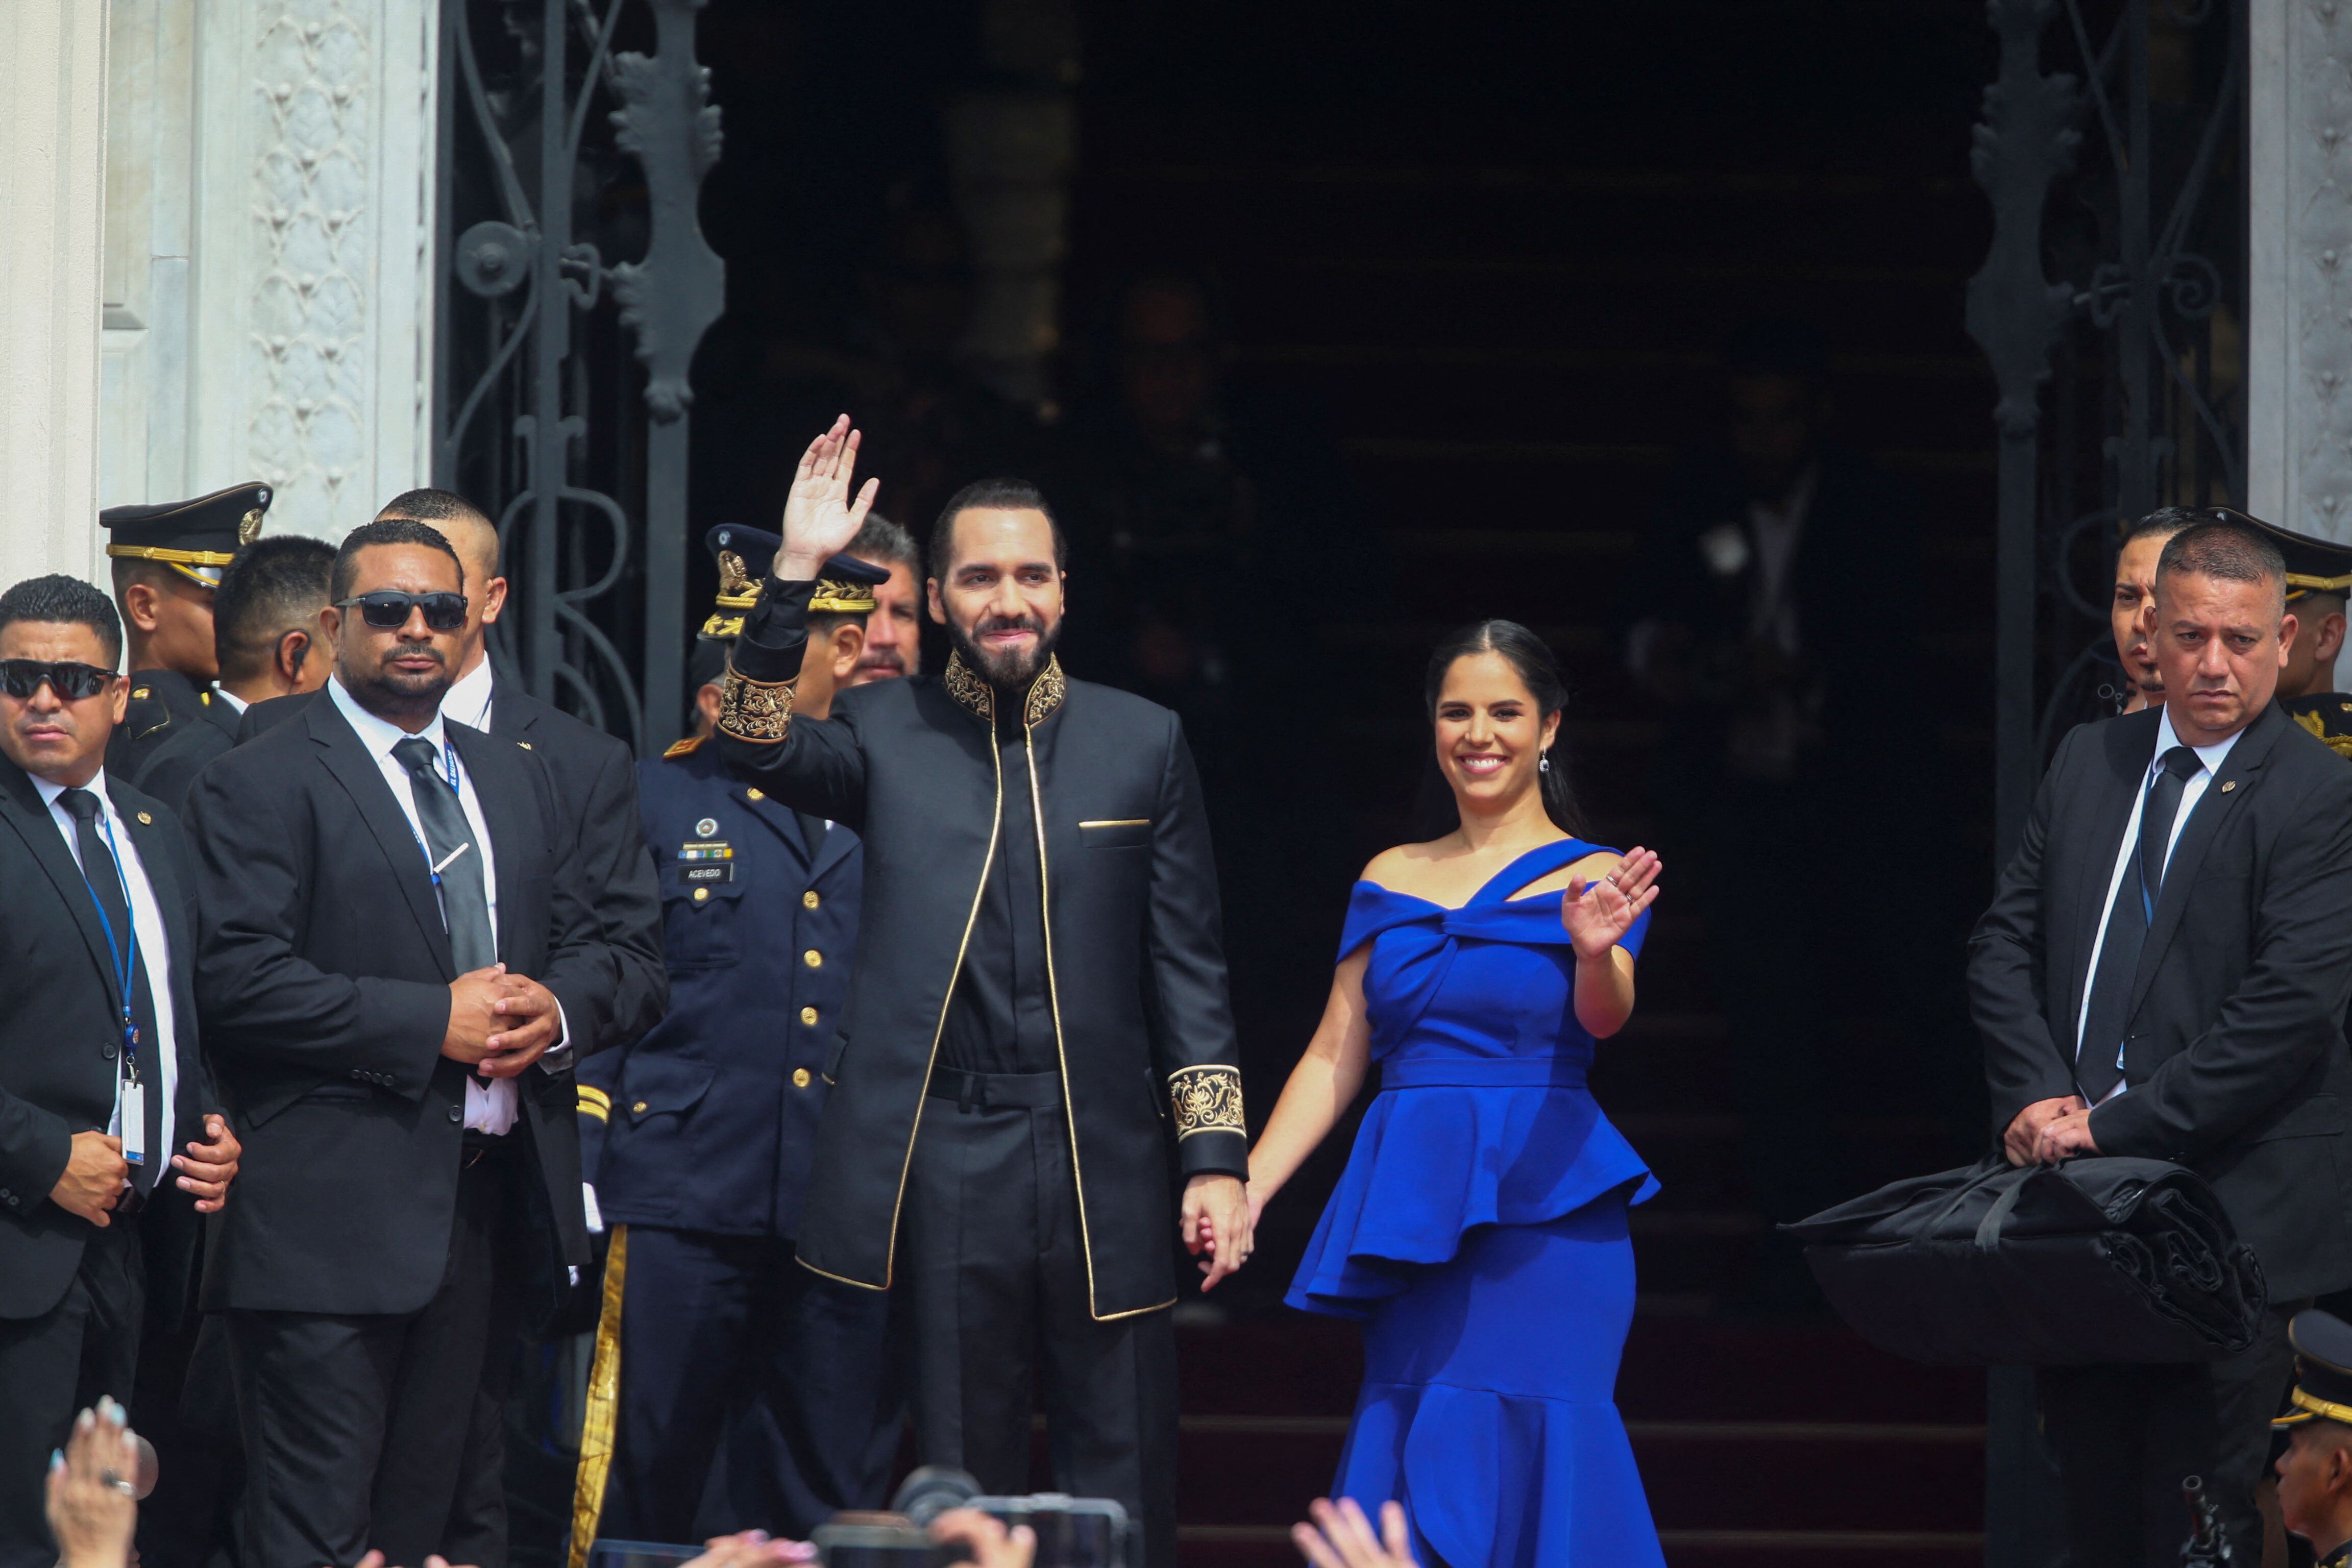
[434,0,725,755]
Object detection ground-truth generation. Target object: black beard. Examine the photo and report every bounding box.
[342,645,452,729]
[947,612,1062,691]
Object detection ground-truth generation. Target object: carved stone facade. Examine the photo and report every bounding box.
[101,0,435,539]
[2250,0,2352,541]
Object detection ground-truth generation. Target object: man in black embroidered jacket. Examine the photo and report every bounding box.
[715,419,1253,1568]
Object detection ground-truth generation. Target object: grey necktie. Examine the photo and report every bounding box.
[391,736,496,972]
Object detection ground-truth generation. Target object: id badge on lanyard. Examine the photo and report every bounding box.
[78,810,147,1165]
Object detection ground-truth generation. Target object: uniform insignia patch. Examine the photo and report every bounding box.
[677,841,733,861]
[696,817,719,838]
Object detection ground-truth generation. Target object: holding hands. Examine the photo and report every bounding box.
[775,415,881,580]
[1562,846,1660,962]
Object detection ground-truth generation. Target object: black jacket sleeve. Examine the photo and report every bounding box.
[1142,714,1248,1180]
[1968,724,2086,1135]
[2092,762,2352,1158]
[714,575,870,828]
[570,739,667,1052]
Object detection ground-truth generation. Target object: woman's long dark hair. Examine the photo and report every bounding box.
[1410,619,1586,841]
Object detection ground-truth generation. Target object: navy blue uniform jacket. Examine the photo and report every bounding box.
[581,738,861,1239]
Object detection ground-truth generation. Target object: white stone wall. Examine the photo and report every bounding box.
[102,0,436,542]
[2250,0,2352,541]
[0,0,111,592]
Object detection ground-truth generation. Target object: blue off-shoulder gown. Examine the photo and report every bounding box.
[1287,839,1667,1568]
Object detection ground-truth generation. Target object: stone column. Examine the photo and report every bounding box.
[0,0,111,591]
[2249,0,2352,540]
[101,0,436,541]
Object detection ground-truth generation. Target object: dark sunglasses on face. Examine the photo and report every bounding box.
[0,659,118,701]
[337,591,468,633]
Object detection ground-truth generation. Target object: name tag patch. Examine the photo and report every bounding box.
[678,862,735,886]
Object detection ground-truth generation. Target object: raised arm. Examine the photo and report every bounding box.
[1562,846,1660,1038]
[1245,946,1375,1215]
[714,417,877,825]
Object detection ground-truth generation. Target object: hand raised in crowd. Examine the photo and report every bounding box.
[1561,846,1661,961]
[480,973,562,1075]
[2002,1094,2087,1167]
[48,1130,128,1226]
[928,1509,1036,1568]
[1183,1171,1254,1291]
[2032,1106,2100,1165]
[775,415,881,580]
[1293,1497,1418,1568]
[47,1397,140,1568]
[171,1113,240,1212]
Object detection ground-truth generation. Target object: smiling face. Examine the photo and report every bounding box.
[2154,567,2294,746]
[326,543,466,727]
[928,507,1065,689]
[2112,532,2171,704]
[1432,650,1559,815]
[0,621,128,787]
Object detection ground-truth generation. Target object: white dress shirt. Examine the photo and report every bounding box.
[208,684,249,716]
[2071,707,2246,1096]
[326,676,562,1134]
[441,655,495,734]
[33,770,180,1165]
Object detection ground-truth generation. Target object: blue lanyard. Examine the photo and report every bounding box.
[71,807,142,1075]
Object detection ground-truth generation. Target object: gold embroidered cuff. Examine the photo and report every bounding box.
[717,665,795,743]
[1169,1064,1245,1141]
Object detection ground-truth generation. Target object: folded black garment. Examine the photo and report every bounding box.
[1782,1156,2267,1365]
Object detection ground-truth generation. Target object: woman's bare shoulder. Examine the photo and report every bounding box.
[1361,839,1456,896]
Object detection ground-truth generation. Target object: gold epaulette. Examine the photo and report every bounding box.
[663,735,704,759]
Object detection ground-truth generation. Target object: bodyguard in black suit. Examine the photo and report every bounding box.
[0,576,239,1568]
[186,521,626,1568]
[1970,518,2352,1564]
[714,422,1254,1568]
[238,488,666,1052]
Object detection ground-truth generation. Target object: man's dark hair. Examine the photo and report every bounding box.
[2157,521,2289,609]
[377,487,491,527]
[331,518,466,605]
[849,513,920,576]
[930,478,1066,577]
[215,536,335,681]
[2124,505,2207,547]
[0,574,125,667]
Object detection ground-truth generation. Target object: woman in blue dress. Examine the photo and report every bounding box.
[1239,620,1666,1567]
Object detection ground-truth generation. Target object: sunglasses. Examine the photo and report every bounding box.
[0,659,118,701]
[337,591,468,633]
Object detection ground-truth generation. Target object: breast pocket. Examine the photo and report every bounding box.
[1078,818,1153,850]
[660,870,746,970]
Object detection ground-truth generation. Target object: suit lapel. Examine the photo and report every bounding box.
[453,726,527,968]
[305,697,455,976]
[733,777,813,864]
[808,813,857,883]
[2125,705,2282,1017]
[0,760,122,1011]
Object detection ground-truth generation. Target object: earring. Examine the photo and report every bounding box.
[1539,755,1552,774]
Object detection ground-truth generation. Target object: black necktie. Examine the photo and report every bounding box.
[391,737,497,973]
[2078,745,2204,1101]
[59,789,163,1193]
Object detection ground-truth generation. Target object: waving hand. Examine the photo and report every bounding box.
[1562,846,1660,962]
[775,414,881,579]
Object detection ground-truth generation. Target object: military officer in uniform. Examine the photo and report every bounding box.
[571,530,898,1542]
[2274,1310,2352,1566]
[2224,509,2352,757]
[101,483,271,781]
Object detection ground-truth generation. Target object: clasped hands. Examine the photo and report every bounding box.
[444,963,561,1076]
[2004,1094,2100,1167]
[1183,1172,1254,1292]
[48,1112,241,1226]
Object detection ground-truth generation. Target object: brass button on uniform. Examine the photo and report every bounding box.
[693,887,710,903]
[803,948,822,969]
[792,1068,812,1089]
[632,1100,649,1114]
[800,1006,818,1026]
[802,890,821,910]
[747,788,764,800]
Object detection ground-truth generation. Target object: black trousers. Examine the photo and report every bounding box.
[230,1141,529,1568]
[2036,1302,2302,1566]
[600,1227,899,1541]
[900,1079,1179,1568]
[0,1221,143,1568]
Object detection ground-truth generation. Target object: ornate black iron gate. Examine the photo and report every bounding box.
[434,0,726,755]
[1965,2,2246,1560]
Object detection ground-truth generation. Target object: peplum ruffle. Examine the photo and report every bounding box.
[1285,1061,1657,1318]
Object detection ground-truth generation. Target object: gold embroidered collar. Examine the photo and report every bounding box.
[943,652,1066,727]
